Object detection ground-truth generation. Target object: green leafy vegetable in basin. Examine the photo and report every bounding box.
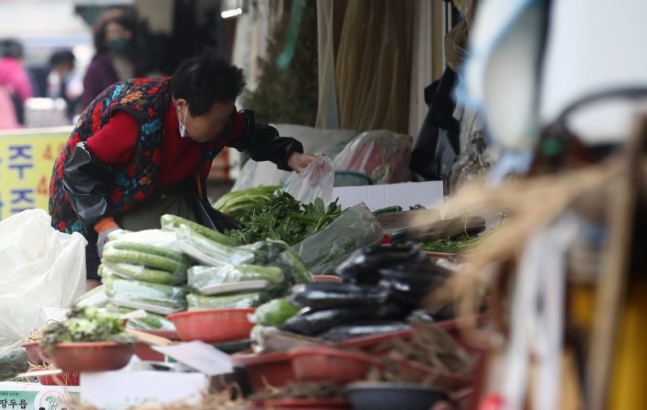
[40,306,135,348]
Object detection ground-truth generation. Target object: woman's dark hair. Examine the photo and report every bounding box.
[171,51,246,116]
[50,50,75,68]
[93,9,137,54]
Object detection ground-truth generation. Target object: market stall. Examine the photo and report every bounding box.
[0,160,491,410]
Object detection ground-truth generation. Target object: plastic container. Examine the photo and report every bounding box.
[393,358,472,391]
[346,382,448,410]
[22,341,52,365]
[334,171,372,187]
[167,308,255,343]
[230,351,295,392]
[134,330,181,362]
[46,342,134,373]
[36,372,80,386]
[289,347,376,384]
[337,315,488,353]
[249,398,351,409]
[314,275,341,282]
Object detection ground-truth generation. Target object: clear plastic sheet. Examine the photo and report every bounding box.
[291,204,383,274]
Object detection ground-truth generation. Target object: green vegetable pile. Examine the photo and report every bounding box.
[213,185,281,223]
[40,306,135,349]
[222,190,343,245]
[420,234,484,254]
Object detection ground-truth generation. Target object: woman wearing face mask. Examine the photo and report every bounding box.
[80,10,146,109]
[49,51,317,290]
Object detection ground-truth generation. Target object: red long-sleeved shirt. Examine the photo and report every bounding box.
[86,100,246,185]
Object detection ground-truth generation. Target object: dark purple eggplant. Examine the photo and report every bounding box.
[407,309,436,323]
[378,268,448,310]
[335,241,422,283]
[288,282,389,311]
[316,321,411,342]
[281,303,406,336]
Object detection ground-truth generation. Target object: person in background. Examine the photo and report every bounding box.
[49,51,317,290]
[80,9,146,109]
[48,50,83,122]
[0,39,33,125]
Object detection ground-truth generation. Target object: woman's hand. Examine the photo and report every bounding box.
[287,152,317,173]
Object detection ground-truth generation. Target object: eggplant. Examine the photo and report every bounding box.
[288,282,389,311]
[337,241,427,284]
[378,267,449,310]
[282,303,406,336]
[407,309,436,323]
[316,321,411,342]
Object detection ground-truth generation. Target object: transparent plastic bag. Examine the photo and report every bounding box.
[103,277,189,315]
[232,126,359,191]
[107,229,182,253]
[0,306,68,381]
[0,209,86,309]
[106,305,176,331]
[283,155,335,205]
[186,292,269,311]
[334,130,413,184]
[100,261,188,286]
[100,229,191,285]
[187,264,284,296]
[291,204,383,274]
[0,210,86,380]
[74,285,109,308]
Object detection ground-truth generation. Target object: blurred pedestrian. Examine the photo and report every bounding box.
[48,49,83,122]
[0,38,33,124]
[80,10,146,109]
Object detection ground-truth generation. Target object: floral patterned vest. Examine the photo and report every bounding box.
[48,78,221,238]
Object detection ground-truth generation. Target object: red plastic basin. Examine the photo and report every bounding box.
[22,341,53,365]
[231,351,295,392]
[37,372,80,386]
[290,347,377,384]
[46,342,134,373]
[314,275,341,282]
[168,308,255,343]
[134,329,181,362]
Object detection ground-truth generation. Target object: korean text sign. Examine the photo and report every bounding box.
[0,127,71,220]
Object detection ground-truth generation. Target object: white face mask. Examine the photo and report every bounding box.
[178,106,189,138]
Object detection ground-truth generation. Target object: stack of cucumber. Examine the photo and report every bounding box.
[174,217,316,311]
[74,213,318,330]
[96,221,197,330]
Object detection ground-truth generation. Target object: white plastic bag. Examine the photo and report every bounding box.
[0,209,87,379]
[283,155,335,205]
[231,126,359,191]
[0,209,87,308]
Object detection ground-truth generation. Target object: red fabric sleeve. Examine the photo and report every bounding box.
[86,110,138,165]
